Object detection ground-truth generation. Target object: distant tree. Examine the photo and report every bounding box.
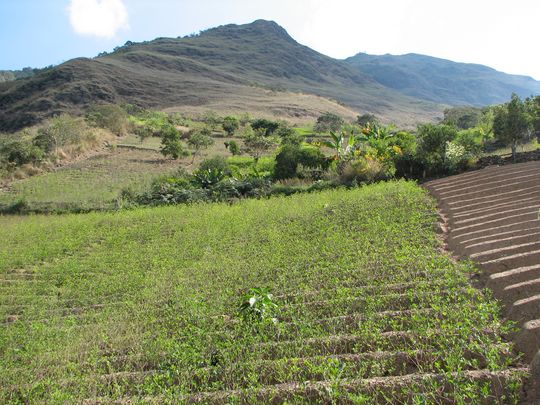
[442,107,482,130]
[239,112,253,127]
[251,118,280,136]
[493,93,532,162]
[160,125,189,160]
[188,131,214,163]
[314,112,344,133]
[243,127,277,164]
[356,113,379,127]
[203,111,222,131]
[224,140,241,155]
[222,116,240,136]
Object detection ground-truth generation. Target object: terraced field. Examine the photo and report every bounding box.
[426,160,540,402]
[0,148,178,212]
[0,182,529,403]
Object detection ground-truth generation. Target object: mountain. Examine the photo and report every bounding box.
[1,20,539,132]
[345,53,540,106]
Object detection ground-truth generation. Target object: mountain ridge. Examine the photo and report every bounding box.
[1,19,539,132]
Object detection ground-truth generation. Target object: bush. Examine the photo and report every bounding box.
[86,104,130,136]
[199,156,232,177]
[339,157,388,185]
[274,144,329,180]
[0,140,44,166]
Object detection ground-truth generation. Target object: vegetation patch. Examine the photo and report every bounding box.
[0,181,527,402]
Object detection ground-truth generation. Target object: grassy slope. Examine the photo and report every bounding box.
[0,181,526,402]
[0,148,179,211]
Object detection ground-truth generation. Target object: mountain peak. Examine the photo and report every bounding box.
[202,19,296,44]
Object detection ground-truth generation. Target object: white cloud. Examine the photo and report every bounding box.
[68,0,129,39]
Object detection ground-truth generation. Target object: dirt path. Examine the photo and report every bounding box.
[425,160,540,403]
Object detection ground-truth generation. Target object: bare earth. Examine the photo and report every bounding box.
[426,160,540,403]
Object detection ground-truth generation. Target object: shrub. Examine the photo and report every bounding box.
[314,112,344,133]
[251,119,280,136]
[224,140,241,155]
[86,104,130,136]
[0,140,44,166]
[274,144,329,180]
[160,125,189,159]
[222,116,240,136]
[198,156,232,177]
[339,157,387,185]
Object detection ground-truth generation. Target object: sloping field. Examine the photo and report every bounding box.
[426,160,540,401]
[0,182,528,403]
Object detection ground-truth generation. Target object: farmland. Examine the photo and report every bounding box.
[0,181,528,403]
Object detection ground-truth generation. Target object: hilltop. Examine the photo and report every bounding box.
[1,20,539,132]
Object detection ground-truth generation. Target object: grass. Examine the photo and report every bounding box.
[483,139,539,157]
[0,181,527,402]
[0,148,179,211]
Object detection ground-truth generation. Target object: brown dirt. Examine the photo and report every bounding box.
[425,160,540,402]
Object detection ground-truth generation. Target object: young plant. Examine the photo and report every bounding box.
[238,287,278,324]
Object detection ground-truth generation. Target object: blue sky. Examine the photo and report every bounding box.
[1,0,539,80]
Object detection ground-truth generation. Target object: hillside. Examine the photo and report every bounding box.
[0,20,438,132]
[1,20,540,132]
[345,53,540,106]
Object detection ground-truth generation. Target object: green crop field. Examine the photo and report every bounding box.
[0,181,527,403]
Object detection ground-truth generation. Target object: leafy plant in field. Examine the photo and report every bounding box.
[238,287,278,324]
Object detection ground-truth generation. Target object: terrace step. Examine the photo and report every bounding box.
[450,220,540,247]
[470,241,540,262]
[508,295,540,324]
[451,210,540,236]
[515,319,540,361]
[487,265,540,292]
[480,251,540,274]
[462,231,540,256]
[447,185,540,213]
[180,368,529,404]
[434,170,540,195]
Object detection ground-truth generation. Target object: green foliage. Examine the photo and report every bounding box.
[202,110,222,130]
[86,104,130,136]
[243,127,277,163]
[442,107,483,130]
[238,287,278,323]
[198,156,232,177]
[37,115,87,152]
[222,116,240,136]
[416,123,458,176]
[525,95,540,133]
[314,112,344,133]
[187,131,214,162]
[224,140,241,155]
[274,144,329,180]
[0,181,521,401]
[493,94,532,161]
[160,125,189,159]
[193,168,226,188]
[0,140,44,166]
[356,113,379,127]
[251,118,280,136]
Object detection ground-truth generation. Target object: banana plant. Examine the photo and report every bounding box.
[319,131,359,160]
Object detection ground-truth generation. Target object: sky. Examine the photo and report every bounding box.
[1,0,539,80]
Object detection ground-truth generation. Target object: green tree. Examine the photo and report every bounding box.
[314,112,344,133]
[224,140,241,156]
[243,128,276,164]
[251,119,280,136]
[416,124,458,177]
[356,113,379,127]
[160,125,189,160]
[202,111,221,131]
[187,131,214,163]
[493,93,532,162]
[222,116,240,136]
